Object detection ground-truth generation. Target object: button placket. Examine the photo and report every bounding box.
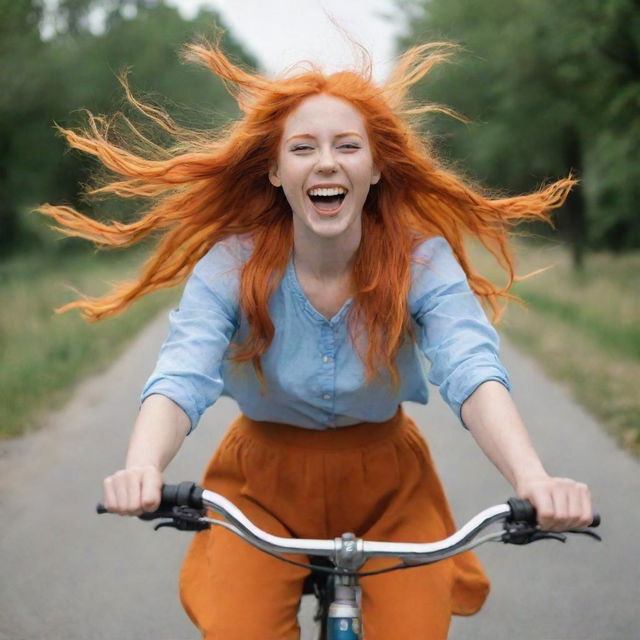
[320,322,336,411]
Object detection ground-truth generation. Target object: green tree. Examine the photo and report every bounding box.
[396,0,640,261]
[0,0,258,256]
[0,0,46,251]
[47,2,257,226]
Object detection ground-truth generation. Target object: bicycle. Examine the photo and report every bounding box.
[97,481,601,639]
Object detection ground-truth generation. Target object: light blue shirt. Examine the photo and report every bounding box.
[141,234,510,432]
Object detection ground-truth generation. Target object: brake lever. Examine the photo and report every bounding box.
[153,519,210,532]
[502,521,567,545]
[138,510,175,521]
[565,529,602,542]
[503,521,602,545]
[143,506,210,532]
[528,531,567,543]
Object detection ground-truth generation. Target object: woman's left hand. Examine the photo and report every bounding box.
[515,475,593,532]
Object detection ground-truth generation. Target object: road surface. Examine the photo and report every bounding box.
[1,311,638,639]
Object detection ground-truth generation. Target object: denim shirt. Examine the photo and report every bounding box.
[141,234,510,432]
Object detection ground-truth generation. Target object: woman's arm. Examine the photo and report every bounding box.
[102,240,243,515]
[102,394,190,515]
[461,380,593,531]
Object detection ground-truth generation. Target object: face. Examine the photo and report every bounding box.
[269,93,381,241]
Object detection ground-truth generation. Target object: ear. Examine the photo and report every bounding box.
[269,164,282,187]
[370,165,381,185]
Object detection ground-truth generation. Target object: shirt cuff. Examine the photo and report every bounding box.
[441,360,512,429]
[140,381,201,434]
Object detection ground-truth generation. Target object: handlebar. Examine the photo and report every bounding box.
[97,482,601,576]
[96,482,205,514]
[505,496,600,528]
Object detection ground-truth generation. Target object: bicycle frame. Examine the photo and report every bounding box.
[326,574,361,639]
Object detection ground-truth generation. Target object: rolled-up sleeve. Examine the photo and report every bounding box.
[140,240,241,433]
[410,237,511,427]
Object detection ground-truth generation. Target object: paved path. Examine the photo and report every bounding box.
[1,312,638,639]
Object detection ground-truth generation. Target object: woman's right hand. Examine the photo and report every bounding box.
[102,465,163,516]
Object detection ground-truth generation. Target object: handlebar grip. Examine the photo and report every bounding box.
[507,497,601,528]
[96,481,204,515]
[160,481,204,510]
[507,497,537,523]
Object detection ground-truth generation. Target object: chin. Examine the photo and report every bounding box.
[309,207,361,234]
[309,216,355,237]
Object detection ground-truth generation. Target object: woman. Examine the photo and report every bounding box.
[39,41,593,639]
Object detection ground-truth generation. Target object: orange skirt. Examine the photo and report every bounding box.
[180,407,489,639]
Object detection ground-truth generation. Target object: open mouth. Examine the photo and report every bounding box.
[307,186,348,215]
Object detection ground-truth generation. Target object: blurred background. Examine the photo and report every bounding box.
[0,0,638,454]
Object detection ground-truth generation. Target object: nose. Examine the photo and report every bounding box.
[315,145,338,174]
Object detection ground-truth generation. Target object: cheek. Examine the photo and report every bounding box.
[351,168,376,194]
[281,175,306,208]
[283,185,300,205]
[279,158,306,186]
[346,155,376,184]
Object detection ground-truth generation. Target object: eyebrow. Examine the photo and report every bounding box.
[286,131,364,143]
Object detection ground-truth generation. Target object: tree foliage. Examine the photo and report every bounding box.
[0,0,258,255]
[396,0,640,256]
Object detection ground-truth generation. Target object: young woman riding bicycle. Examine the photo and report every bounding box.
[39,39,593,639]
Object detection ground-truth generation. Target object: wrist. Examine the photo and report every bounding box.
[124,461,161,473]
[514,468,550,491]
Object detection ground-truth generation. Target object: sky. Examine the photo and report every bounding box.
[165,0,407,82]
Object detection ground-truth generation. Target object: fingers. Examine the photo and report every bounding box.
[579,482,593,526]
[518,476,593,532]
[140,468,163,513]
[103,473,119,513]
[103,466,162,516]
[528,486,555,530]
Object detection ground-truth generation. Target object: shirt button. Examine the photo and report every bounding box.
[323,393,331,400]
[323,355,332,363]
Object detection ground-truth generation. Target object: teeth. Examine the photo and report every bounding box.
[308,187,347,197]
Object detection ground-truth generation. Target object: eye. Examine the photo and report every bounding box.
[291,144,313,152]
[338,143,361,150]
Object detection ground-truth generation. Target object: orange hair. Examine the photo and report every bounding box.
[36,39,574,386]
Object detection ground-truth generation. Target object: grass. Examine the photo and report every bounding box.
[0,248,178,439]
[470,239,640,455]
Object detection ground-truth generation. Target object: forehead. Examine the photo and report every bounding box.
[282,94,367,137]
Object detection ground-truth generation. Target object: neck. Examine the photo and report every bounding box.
[292,221,361,281]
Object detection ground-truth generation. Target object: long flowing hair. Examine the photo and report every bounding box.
[37,39,574,386]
